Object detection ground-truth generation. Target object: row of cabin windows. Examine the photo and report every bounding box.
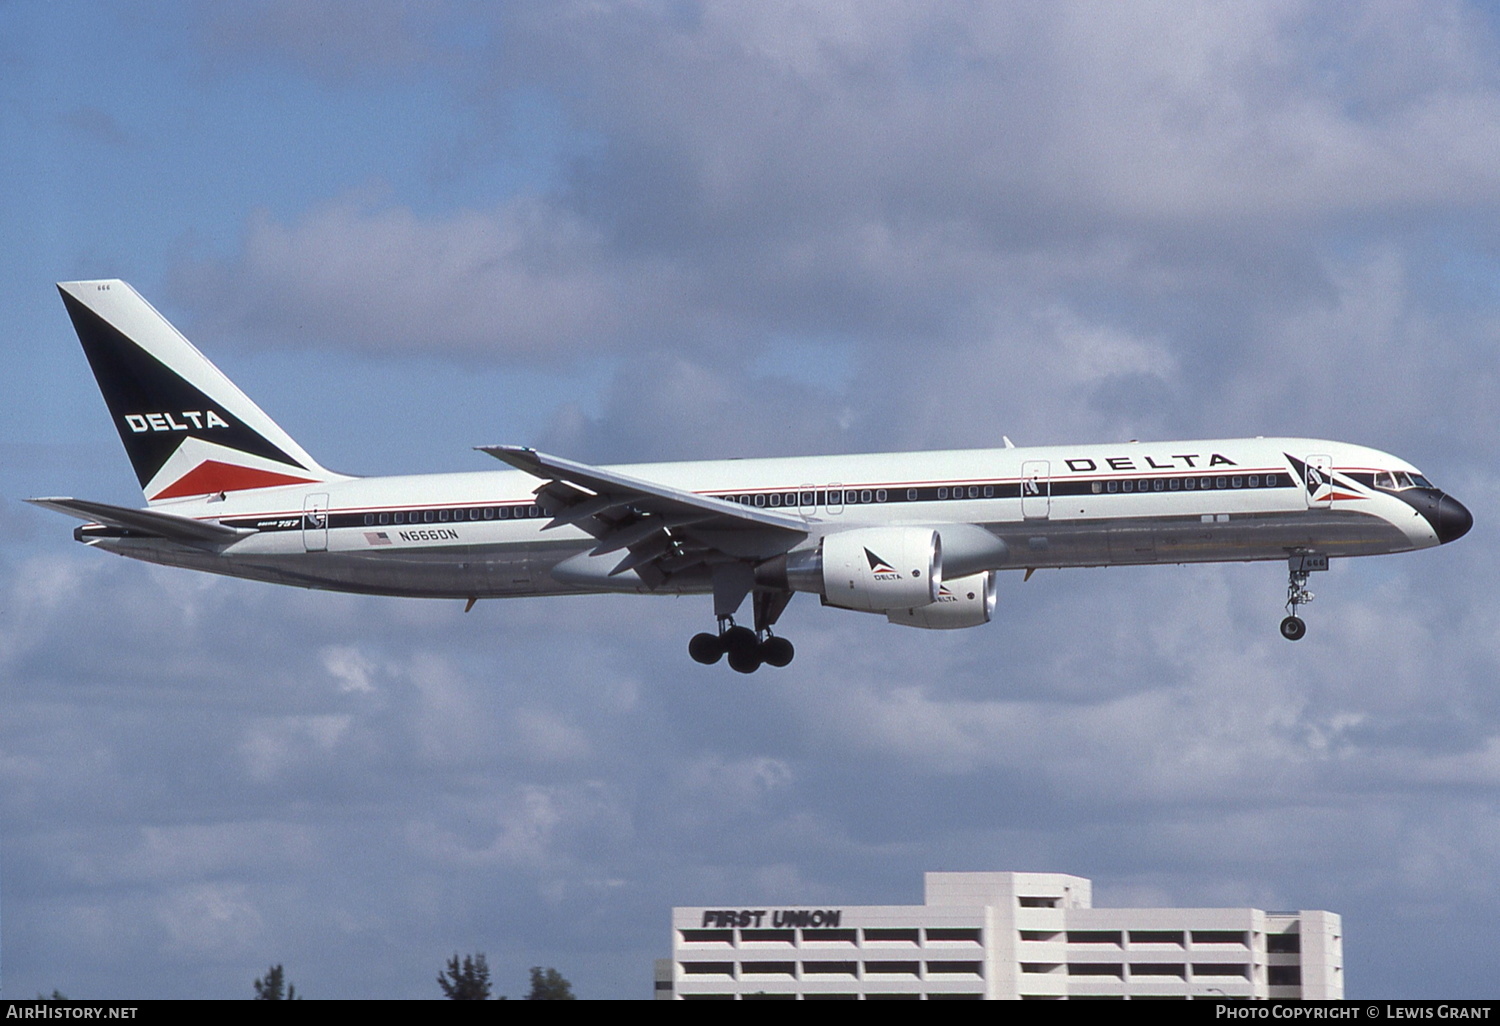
[723,475,1284,507]
[351,472,1288,526]
[361,505,544,527]
[1091,475,1279,494]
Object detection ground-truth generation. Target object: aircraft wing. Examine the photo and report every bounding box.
[26,497,255,548]
[477,445,809,583]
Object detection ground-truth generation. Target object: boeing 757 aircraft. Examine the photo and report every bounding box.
[30,280,1473,672]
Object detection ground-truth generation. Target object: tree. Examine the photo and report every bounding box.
[525,966,575,1000]
[253,964,299,1000]
[437,953,493,1000]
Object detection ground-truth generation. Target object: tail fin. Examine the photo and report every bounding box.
[57,280,345,505]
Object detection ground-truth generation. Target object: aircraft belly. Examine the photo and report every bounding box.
[92,534,582,599]
[989,510,1412,568]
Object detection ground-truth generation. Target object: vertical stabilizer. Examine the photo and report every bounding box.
[57,280,346,505]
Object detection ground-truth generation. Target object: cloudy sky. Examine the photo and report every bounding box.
[4,0,1500,999]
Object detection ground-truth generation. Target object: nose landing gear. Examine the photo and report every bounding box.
[688,617,796,672]
[1280,552,1327,641]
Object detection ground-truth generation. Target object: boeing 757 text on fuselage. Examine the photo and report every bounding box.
[29,281,1473,672]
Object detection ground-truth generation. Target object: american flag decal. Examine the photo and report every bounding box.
[364,531,392,546]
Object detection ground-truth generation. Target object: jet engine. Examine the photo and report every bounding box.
[764,528,942,611]
[886,571,997,629]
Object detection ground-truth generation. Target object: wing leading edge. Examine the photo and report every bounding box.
[477,445,809,585]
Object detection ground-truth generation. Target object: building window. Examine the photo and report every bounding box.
[801,929,856,943]
[1067,931,1123,945]
[1192,963,1250,978]
[1067,963,1124,977]
[1269,965,1302,986]
[679,930,733,944]
[1266,934,1301,954]
[680,962,735,976]
[1191,931,1247,946]
[1129,963,1185,977]
[863,929,920,943]
[926,928,982,943]
[1129,931,1184,945]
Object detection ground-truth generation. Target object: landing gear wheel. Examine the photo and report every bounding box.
[689,632,725,664]
[727,648,763,674]
[760,635,795,667]
[722,626,762,673]
[1280,615,1306,641]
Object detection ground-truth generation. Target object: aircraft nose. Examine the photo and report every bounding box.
[1435,493,1474,544]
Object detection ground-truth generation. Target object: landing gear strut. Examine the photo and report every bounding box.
[688,617,796,673]
[1280,552,1327,641]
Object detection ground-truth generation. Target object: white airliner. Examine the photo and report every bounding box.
[30,280,1473,672]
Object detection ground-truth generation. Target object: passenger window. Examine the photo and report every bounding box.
[1122,480,1133,493]
[1248,476,1259,488]
[1232,477,1242,488]
[984,486,994,498]
[907,489,918,501]
[1107,481,1118,493]
[365,514,374,526]
[1153,480,1164,491]
[938,488,948,499]
[1092,482,1102,494]
[876,490,887,502]
[861,490,872,503]
[1169,479,1180,491]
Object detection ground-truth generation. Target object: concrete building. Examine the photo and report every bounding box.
[660,871,1342,1000]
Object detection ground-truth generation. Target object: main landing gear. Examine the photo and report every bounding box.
[1280,552,1327,642]
[689,617,796,673]
[691,578,796,673]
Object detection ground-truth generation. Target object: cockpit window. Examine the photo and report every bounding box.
[1374,471,1435,491]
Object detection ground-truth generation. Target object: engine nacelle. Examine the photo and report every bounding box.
[886,571,997,630]
[772,528,942,612]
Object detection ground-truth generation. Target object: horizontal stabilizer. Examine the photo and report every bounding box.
[25,497,254,546]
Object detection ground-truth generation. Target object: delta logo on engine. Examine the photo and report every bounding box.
[865,548,901,580]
